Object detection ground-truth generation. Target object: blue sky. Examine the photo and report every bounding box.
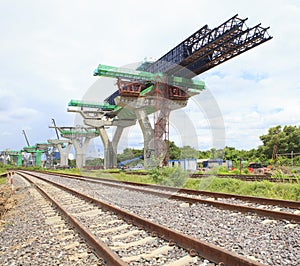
[0,0,299,154]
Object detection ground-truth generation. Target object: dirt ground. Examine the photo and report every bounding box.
[0,183,18,230]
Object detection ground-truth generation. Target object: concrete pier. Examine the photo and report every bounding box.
[48,139,72,167]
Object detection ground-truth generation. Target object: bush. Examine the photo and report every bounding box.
[217,166,229,174]
[186,177,300,201]
[150,167,188,187]
[242,168,250,174]
[231,169,240,174]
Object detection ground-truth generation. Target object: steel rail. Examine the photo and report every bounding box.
[102,170,299,183]
[55,172,300,223]
[19,172,127,266]
[36,170,300,210]
[17,171,266,266]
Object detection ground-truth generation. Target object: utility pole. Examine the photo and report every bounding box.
[272,129,279,165]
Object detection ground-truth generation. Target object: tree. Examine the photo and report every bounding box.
[258,125,300,160]
[169,141,181,160]
[117,148,143,163]
[180,145,198,159]
[198,150,211,159]
[86,158,104,167]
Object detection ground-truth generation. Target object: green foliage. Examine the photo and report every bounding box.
[169,142,199,160]
[179,145,198,159]
[149,167,166,184]
[231,169,241,174]
[86,158,104,167]
[223,146,261,168]
[68,159,76,168]
[109,172,153,184]
[198,150,211,159]
[150,167,188,187]
[117,148,143,163]
[0,177,6,185]
[242,168,250,174]
[184,177,300,201]
[271,169,286,179]
[216,166,229,174]
[51,167,81,175]
[0,163,15,173]
[259,125,300,162]
[205,166,230,175]
[169,141,181,160]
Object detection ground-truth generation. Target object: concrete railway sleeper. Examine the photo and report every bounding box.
[17,171,265,266]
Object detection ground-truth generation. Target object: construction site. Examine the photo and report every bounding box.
[0,14,272,170]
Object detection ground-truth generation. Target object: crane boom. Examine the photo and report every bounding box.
[22,130,30,146]
[52,118,60,140]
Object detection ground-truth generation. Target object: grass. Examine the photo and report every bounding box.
[184,176,300,201]
[89,170,300,201]
[0,168,7,185]
[110,173,154,184]
[35,168,300,202]
[0,177,6,185]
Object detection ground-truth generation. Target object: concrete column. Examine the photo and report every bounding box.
[135,108,156,168]
[48,140,72,167]
[72,137,91,169]
[99,127,124,169]
[56,143,72,167]
[83,118,134,169]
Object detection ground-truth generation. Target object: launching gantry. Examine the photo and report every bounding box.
[72,14,272,169]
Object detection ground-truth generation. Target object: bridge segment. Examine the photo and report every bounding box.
[50,126,100,168]
[47,139,72,168]
[68,100,136,169]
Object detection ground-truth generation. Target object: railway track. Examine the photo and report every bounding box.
[190,173,299,183]
[16,171,266,266]
[104,170,299,183]
[34,170,300,224]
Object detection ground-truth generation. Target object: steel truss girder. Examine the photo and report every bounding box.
[146,14,272,78]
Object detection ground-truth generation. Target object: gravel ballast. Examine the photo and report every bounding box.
[0,176,104,265]
[37,172,300,266]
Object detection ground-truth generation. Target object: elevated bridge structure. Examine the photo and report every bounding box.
[71,15,272,169]
[0,150,23,166]
[68,100,136,168]
[49,126,100,168]
[47,139,72,168]
[22,146,43,167]
[36,142,57,168]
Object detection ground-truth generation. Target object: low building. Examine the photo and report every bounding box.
[198,158,232,170]
[168,158,197,172]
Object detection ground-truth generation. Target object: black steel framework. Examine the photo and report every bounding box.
[146,14,272,78]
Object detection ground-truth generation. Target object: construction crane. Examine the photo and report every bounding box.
[21,130,43,167]
[93,14,272,166]
[52,118,60,140]
[22,129,30,146]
